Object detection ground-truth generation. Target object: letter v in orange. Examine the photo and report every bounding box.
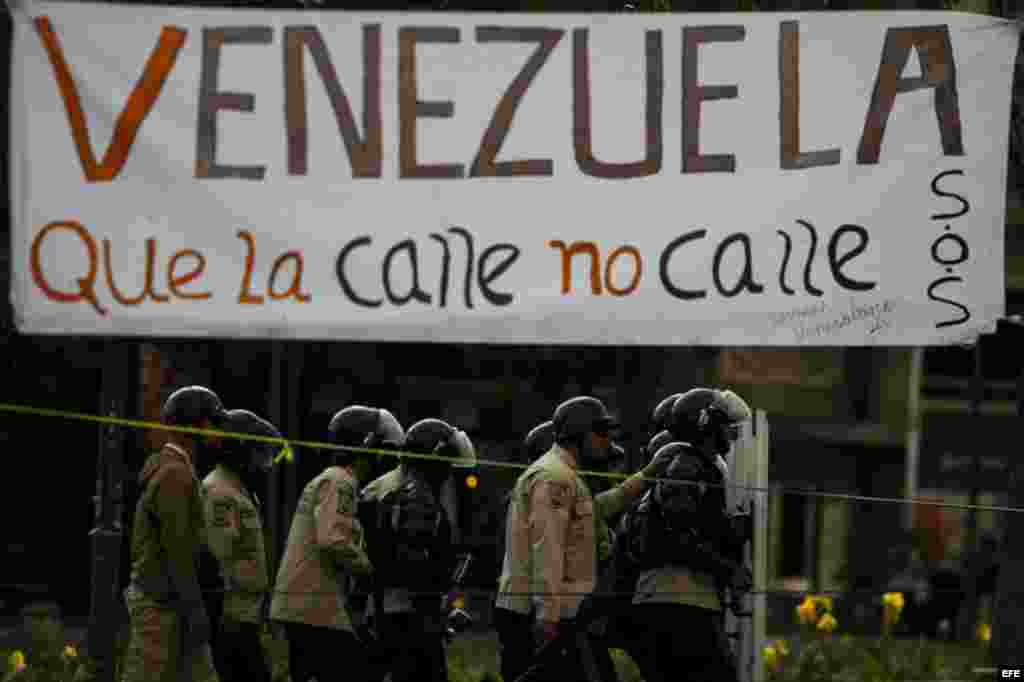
[34,17,186,183]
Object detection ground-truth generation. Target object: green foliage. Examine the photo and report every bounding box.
[763,592,992,682]
[763,634,989,682]
[0,617,992,682]
[1,614,90,682]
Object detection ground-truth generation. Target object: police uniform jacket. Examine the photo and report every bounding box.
[128,442,208,608]
[270,465,371,632]
[202,465,268,624]
[495,444,631,624]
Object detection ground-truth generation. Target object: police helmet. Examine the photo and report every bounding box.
[223,409,281,472]
[717,389,753,424]
[523,421,555,462]
[669,388,751,445]
[404,418,477,468]
[667,388,722,439]
[651,441,704,507]
[161,385,227,427]
[328,405,405,449]
[551,396,618,442]
[645,429,675,457]
[651,393,683,431]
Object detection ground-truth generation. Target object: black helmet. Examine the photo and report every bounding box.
[667,388,721,439]
[223,409,281,472]
[651,393,683,431]
[161,385,227,427]
[650,441,703,507]
[523,421,555,462]
[645,429,675,457]
[669,387,751,448]
[328,405,405,449]
[404,418,477,468]
[551,396,617,441]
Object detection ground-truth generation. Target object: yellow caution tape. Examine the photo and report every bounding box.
[0,401,1021,513]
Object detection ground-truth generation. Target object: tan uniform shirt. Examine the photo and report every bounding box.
[128,442,207,606]
[269,466,371,631]
[495,445,630,623]
[202,465,269,624]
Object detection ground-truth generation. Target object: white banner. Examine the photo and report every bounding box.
[9,3,1019,345]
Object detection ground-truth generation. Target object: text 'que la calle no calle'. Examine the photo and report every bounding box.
[35,18,965,182]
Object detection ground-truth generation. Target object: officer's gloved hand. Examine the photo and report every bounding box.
[533,620,560,653]
[184,605,212,651]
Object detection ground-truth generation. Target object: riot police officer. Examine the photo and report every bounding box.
[618,388,753,682]
[121,385,226,682]
[269,405,388,682]
[201,409,279,682]
[359,418,477,682]
[497,396,673,682]
[493,420,555,682]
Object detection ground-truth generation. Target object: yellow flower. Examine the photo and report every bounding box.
[882,591,905,626]
[763,645,781,672]
[812,595,834,612]
[774,639,790,657]
[817,612,838,634]
[796,597,819,625]
[63,644,78,660]
[9,650,26,673]
[977,623,992,642]
[882,592,905,611]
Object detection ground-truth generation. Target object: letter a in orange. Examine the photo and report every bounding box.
[34,17,186,182]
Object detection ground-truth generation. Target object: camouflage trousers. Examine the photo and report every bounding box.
[121,587,220,682]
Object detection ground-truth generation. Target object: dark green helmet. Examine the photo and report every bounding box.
[328,405,405,449]
[552,396,617,441]
[645,429,675,457]
[669,388,751,447]
[161,385,227,427]
[405,418,477,468]
[651,393,683,432]
[223,409,281,472]
[523,421,555,462]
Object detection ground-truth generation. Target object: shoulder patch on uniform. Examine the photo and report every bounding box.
[541,480,572,510]
[211,498,234,527]
[336,480,355,514]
